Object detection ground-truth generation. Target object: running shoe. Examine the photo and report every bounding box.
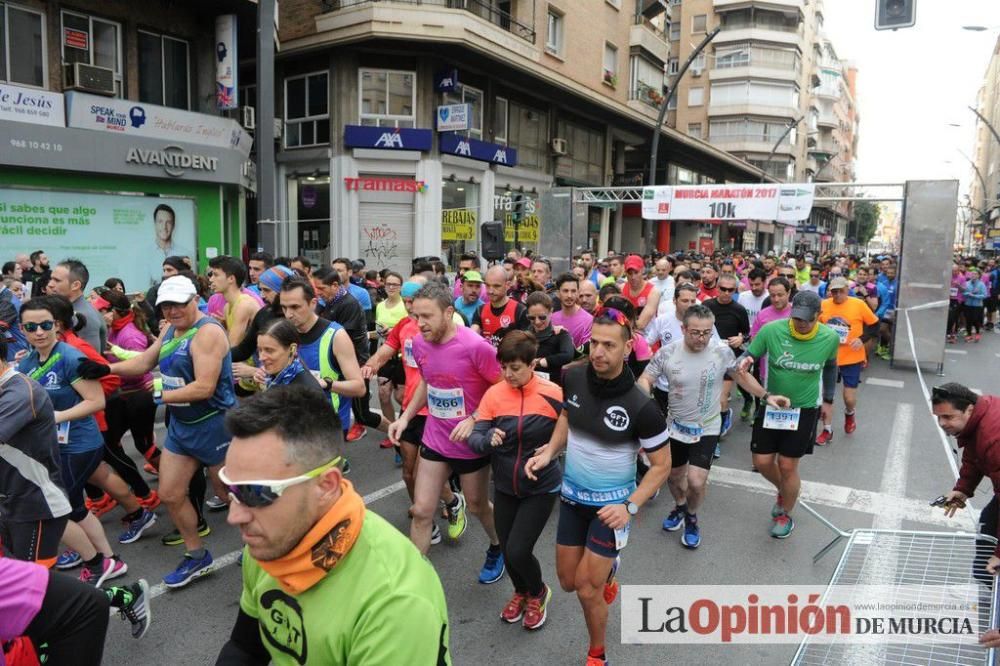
[662,506,685,532]
[118,510,157,544]
[137,490,160,511]
[816,429,833,446]
[56,549,82,570]
[346,423,366,442]
[206,495,228,512]
[975,333,982,343]
[740,401,753,422]
[161,520,211,546]
[771,494,784,519]
[379,437,394,449]
[523,584,552,630]
[501,592,527,623]
[479,549,506,584]
[444,493,468,540]
[947,334,957,344]
[681,518,701,549]
[713,442,721,459]
[876,345,891,360]
[585,656,609,666]
[394,450,403,467]
[80,556,128,587]
[965,335,975,343]
[115,579,152,640]
[163,551,214,589]
[430,522,442,545]
[770,514,795,539]
[844,413,857,434]
[720,408,733,438]
[603,555,620,605]
[87,493,117,517]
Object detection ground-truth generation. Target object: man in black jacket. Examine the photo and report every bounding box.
[702,273,750,440]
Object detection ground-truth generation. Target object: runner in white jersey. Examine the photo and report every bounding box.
[638,304,787,549]
[736,268,768,331]
[387,282,506,584]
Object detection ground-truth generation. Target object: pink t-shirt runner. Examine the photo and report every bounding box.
[749,304,792,338]
[412,325,501,459]
[0,558,48,650]
[551,307,593,347]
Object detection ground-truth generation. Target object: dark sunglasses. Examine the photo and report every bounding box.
[527,314,549,321]
[718,287,736,293]
[22,320,56,333]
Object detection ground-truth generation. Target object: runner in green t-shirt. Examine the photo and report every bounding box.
[738,291,839,539]
[215,386,450,666]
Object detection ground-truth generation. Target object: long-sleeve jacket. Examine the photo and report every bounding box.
[469,375,563,497]
[963,279,988,308]
[954,395,1000,555]
[532,325,575,386]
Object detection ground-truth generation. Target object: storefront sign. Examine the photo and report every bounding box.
[726,220,748,229]
[65,91,253,157]
[440,134,518,166]
[435,69,459,92]
[343,125,433,151]
[0,187,197,290]
[343,176,427,193]
[503,216,539,243]
[437,103,471,132]
[64,28,88,50]
[126,145,219,177]
[641,184,814,222]
[215,15,239,110]
[441,208,476,241]
[797,224,818,234]
[0,84,64,127]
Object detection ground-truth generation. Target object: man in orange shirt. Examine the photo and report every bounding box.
[816,277,880,445]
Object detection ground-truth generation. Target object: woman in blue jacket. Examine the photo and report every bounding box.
[963,268,989,342]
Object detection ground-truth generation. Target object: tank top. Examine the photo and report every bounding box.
[478,299,520,347]
[158,317,236,424]
[623,281,654,310]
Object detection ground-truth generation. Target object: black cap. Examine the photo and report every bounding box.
[790,290,822,321]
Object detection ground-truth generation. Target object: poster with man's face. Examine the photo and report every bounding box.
[0,187,197,291]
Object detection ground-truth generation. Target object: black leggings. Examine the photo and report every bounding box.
[948,301,962,335]
[86,391,159,500]
[493,491,557,596]
[351,382,383,429]
[965,305,985,336]
[25,570,110,666]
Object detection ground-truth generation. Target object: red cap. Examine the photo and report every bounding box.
[516,257,532,268]
[91,295,111,312]
[624,255,644,273]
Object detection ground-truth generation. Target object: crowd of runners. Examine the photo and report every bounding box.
[10,242,989,666]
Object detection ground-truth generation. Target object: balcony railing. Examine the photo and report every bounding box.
[630,82,665,108]
[322,0,536,43]
[633,14,667,40]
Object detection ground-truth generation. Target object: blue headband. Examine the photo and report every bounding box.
[260,265,294,293]
[401,282,421,298]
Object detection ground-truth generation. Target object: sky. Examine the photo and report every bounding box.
[822,0,1000,197]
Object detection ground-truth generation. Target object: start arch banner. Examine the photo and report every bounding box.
[641,184,815,222]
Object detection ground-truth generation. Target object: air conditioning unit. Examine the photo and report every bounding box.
[241,106,256,131]
[691,66,703,77]
[64,62,115,96]
[551,137,568,155]
[273,118,283,141]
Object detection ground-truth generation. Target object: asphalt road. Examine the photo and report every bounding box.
[96,329,1000,665]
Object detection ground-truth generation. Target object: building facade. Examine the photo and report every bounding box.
[262,0,782,274]
[664,0,858,253]
[970,35,1000,255]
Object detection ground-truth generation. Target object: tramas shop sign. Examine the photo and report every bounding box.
[642,184,815,222]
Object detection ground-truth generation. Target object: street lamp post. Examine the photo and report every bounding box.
[644,26,721,252]
[760,116,803,184]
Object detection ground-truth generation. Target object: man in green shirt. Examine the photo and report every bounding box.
[215,386,450,666]
[738,291,838,539]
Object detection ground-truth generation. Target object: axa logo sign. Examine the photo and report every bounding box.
[456,140,472,156]
[375,131,404,148]
[493,149,509,164]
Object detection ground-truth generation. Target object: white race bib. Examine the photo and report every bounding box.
[403,338,417,368]
[950,287,959,299]
[830,324,850,345]
[614,520,631,550]
[56,421,70,445]
[160,374,190,406]
[763,405,801,431]
[427,385,466,420]
[669,418,703,444]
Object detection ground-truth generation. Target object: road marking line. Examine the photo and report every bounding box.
[944,349,968,355]
[865,377,904,388]
[710,465,970,529]
[147,481,407,600]
[873,403,912,530]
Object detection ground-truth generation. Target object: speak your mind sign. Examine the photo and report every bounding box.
[0,187,196,291]
[642,184,815,222]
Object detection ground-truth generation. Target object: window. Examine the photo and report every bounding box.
[692,14,707,33]
[667,94,677,110]
[688,87,704,106]
[546,9,563,55]
[709,80,798,108]
[669,21,680,40]
[508,101,548,169]
[691,53,706,72]
[61,10,122,96]
[557,119,605,185]
[603,43,618,85]
[138,31,189,109]
[668,58,679,75]
[0,4,44,88]
[708,119,797,147]
[359,69,415,127]
[687,123,702,139]
[630,55,665,107]
[494,96,508,144]
[444,84,484,139]
[285,71,329,148]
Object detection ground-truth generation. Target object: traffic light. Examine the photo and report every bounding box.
[874,0,916,31]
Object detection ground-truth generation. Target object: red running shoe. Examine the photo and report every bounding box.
[816,429,833,446]
[845,413,857,434]
[346,423,366,442]
[87,493,118,517]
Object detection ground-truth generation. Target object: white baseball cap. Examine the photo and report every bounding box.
[155,275,198,306]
